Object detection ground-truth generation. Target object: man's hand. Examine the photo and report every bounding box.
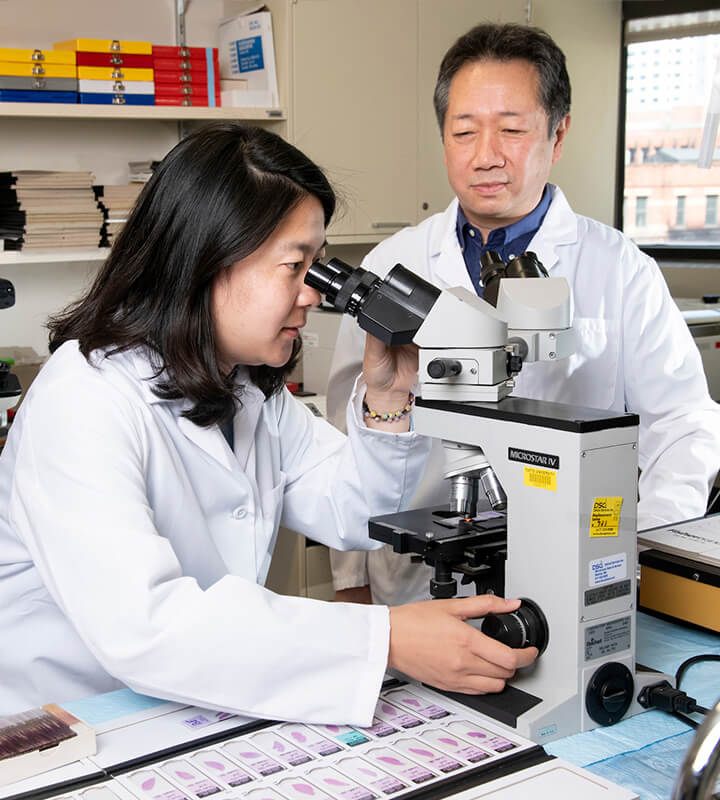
[388,595,538,694]
[334,585,373,604]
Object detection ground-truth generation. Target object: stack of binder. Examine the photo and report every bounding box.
[152,45,220,107]
[54,38,154,106]
[94,183,143,246]
[0,48,77,103]
[0,170,104,251]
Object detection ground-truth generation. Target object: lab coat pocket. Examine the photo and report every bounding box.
[513,316,619,410]
[568,317,619,408]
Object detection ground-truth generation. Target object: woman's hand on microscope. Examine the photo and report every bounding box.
[387,595,538,694]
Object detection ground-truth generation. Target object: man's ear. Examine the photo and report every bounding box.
[552,114,571,164]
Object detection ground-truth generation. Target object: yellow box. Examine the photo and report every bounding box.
[0,62,76,78]
[0,48,75,65]
[77,65,153,81]
[54,38,152,55]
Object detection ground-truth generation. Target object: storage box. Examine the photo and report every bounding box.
[0,347,45,409]
[0,48,75,65]
[0,62,76,79]
[54,39,152,55]
[76,52,153,68]
[217,9,278,107]
[639,548,720,633]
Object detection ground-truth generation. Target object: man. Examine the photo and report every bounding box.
[326,22,720,606]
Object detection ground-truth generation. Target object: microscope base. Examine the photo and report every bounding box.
[428,666,671,744]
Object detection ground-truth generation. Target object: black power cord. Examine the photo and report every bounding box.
[637,654,720,729]
[637,680,705,728]
[675,654,720,692]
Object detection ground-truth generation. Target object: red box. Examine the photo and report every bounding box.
[76,52,153,68]
[154,96,217,107]
[155,84,210,98]
[152,56,217,72]
[152,45,217,59]
[154,69,220,86]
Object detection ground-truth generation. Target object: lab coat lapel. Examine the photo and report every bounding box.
[178,415,234,470]
[125,348,234,471]
[430,199,475,292]
[527,185,578,273]
[176,376,265,472]
[231,378,264,471]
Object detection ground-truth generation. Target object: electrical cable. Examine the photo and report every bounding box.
[675,654,720,692]
[672,711,700,729]
[637,677,714,730]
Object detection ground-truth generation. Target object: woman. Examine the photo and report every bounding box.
[0,123,535,722]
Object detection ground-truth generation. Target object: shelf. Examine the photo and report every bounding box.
[0,249,108,265]
[0,103,286,121]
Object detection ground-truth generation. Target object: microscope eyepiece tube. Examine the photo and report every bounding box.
[305,258,441,346]
[478,250,550,308]
[305,258,371,309]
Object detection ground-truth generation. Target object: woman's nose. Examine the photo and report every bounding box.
[299,282,322,308]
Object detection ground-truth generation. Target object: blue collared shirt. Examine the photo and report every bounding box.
[456,184,552,296]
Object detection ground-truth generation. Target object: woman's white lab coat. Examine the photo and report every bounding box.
[327,185,720,604]
[0,341,429,720]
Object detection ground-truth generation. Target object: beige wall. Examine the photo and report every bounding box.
[531,0,623,227]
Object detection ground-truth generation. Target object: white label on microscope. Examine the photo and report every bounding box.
[589,552,627,586]
[584,616,632,661]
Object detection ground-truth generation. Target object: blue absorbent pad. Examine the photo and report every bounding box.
[79,92,155,105]
[61,687,168,726]
[0,90,78,103]
[547,612,720,799]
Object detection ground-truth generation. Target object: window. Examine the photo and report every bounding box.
[707,194,718,225]
[636,196,648,226]
[620,6,720,254]
[676,195,687,226]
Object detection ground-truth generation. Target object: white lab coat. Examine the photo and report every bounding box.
[328,185,720,605]
[0,341,430,721]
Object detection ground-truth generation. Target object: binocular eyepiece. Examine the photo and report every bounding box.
[305,250,550,346]
[479,251,549,307]
[305,258,440,347]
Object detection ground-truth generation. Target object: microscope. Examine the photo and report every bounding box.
[306,255,661,744]
[0,279,21,422]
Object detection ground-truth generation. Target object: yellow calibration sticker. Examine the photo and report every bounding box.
[590,497,623,537]
[523,466,557,491]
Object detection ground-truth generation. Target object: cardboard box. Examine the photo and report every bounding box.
[0,347,45,409]
[217,8,278,107]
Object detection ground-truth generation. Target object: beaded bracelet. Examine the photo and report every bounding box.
[362,392,415,422]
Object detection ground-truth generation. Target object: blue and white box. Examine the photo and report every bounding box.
[218,9,278,108]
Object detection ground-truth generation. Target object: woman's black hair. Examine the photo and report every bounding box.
[48,122,335,427]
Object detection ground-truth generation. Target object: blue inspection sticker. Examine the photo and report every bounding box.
[233,36,264,73]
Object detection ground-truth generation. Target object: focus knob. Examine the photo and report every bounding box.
[427,359,462,379]
[480,597,549,655]
[585,662,634,726]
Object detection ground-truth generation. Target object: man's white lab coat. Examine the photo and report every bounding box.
[328,185,720,605]
[0,342,429,720]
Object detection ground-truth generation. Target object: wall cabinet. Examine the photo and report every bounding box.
[288,0,527,241]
